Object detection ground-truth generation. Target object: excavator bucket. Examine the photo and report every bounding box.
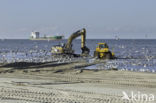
[81,46,90,56]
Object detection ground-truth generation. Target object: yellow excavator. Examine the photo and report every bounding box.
[94,43,115,59]
[51,28,90,57]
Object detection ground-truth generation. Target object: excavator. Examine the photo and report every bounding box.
[51,28,90,57]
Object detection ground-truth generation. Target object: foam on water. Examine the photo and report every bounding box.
[0,39,156,72]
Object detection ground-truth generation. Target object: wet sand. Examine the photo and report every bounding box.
[0,61,155,103]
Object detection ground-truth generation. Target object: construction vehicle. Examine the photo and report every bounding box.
[94,43,115,59]
[51,28,90,57]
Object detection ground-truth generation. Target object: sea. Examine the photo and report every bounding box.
[0,39,156,72]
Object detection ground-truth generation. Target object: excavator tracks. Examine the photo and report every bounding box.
[0,69,156,103]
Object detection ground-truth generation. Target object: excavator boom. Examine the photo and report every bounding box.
[65,28,90,56]
[65,29,85,48]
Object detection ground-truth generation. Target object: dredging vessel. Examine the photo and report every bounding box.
[30,31,64,40]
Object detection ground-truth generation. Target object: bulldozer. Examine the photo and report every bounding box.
[51,28,90,57]
[94,43,115,59]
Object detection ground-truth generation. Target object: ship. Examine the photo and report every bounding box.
[30,31,64,40]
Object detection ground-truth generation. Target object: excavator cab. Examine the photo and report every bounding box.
[51,43,74,55]
[51,44,64,54]
[94,43,115,59]
[51,28,90,57]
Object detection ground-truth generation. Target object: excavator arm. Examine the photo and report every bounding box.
[65,28,90,56]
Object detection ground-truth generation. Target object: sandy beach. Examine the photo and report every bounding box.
[0,61,155,103]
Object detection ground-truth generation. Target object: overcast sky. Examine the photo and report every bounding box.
[0,0,156,39]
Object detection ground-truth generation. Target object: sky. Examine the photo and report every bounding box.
[0,0,156,39]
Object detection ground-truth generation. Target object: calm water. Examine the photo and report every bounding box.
[0,39,156,72]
